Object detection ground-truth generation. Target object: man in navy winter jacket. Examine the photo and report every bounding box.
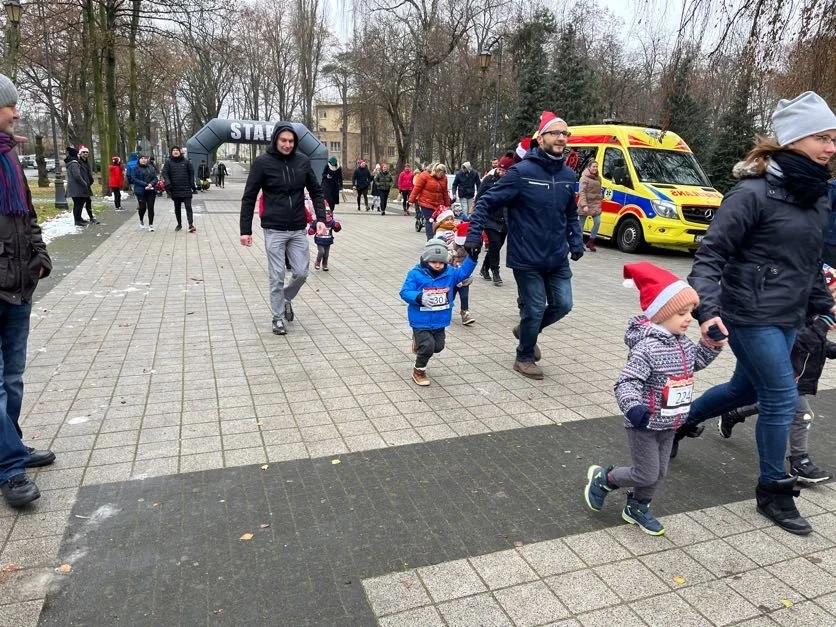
[824,180,836,267]
[465,112,584,380]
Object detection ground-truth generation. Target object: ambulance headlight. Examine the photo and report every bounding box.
[651,199,678,219]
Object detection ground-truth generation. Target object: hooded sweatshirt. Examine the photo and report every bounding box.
[614,315,720,431]
[240,122,326,235]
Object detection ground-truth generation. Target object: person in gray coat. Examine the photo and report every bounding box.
[65,146,96,226]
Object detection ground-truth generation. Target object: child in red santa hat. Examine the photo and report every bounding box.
[584,262,722,536]
[429,208,475,325]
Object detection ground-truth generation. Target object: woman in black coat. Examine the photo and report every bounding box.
[676,91,836,536]
[321,157,343,210]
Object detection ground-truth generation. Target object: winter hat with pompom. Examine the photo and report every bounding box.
[623,262,699,323]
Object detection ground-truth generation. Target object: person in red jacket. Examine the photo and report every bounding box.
[397,165,414,216]
[109,156,125,210]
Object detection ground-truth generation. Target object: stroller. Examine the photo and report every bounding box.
[197,178,211,191]
[155,179,167,197]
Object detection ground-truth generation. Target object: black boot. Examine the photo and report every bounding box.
[756,476,812,535]
[669,422,705,459]
[492,270,503,286]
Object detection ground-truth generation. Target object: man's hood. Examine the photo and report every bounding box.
[128,151,139,162]
[267,122,298,157]
[624,315,675,348]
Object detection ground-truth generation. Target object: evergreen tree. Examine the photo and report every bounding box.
[706,70,756,193]
[552,24,600,125]
[507,9,556,142]
[663,53,711,163]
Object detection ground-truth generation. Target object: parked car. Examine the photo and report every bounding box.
[19,154,36,168]
[45,158,56,172]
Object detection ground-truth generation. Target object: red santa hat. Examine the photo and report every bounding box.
[515,137,532,161]
[431,205,454,224]
[623,262,699,323]
[454,221,469,245]
[78,144,89,154]
[538,111,566,135]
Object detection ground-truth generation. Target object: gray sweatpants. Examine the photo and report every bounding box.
[264,228,309,322]
[610,428,676,502]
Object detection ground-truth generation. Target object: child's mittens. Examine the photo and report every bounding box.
[308,226,315,235]
[333,221,342,231]
[626,405,651,428]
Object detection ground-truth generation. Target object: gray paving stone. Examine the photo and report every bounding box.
[630,591,712,627]
[594,558,670,602]
[377,605,445,626]
[493,581,570,626]
[676,580,760,625]
[437,593,512,627]
[363,570,431,617]
[470,549,539,589]
[517,538,587,577]
[545,570,620,614]
[768,600,835,626]
[725,567,803,612]
[640,549,715,589]
[684,538,758,577]
[577,604,648,627]
[767,556,836,599]
[417,559,487,602]
[726,529,799,567]
[564,530,632,567]
[0,600,43,627]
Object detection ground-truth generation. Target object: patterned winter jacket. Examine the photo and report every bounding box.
[433,225,473,287]
[614,315,721,430]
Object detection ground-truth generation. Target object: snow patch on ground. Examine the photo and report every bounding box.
[40,212,81,244]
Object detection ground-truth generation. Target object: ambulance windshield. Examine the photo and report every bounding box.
[628,149,711,187]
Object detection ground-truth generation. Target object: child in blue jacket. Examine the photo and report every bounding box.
[400,238,477,386]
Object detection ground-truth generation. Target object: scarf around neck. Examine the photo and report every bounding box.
[770,150,831,207]
[0,134,28,217]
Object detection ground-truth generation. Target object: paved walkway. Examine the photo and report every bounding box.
[2,183,836,625]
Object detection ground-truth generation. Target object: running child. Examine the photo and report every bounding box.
[584,262,722,535]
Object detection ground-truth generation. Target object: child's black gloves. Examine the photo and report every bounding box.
[626,406,651,428]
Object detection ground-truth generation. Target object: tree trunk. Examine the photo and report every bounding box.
[105,1,120,163]
[35,136,49,188]
[86,0,108,185]
[127,0,140,154]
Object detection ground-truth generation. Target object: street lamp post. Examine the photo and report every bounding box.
[479,38,503,160]
[3,0,22,81]
[38,2,67,209]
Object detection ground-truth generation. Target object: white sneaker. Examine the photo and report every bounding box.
[138,222,145,230]
[149,225,155,232]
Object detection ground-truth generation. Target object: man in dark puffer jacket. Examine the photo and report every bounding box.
[0,74,55,507]
[240,122,326,335]
[162,146,196,232]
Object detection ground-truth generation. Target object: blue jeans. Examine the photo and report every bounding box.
[580,214,601,238]
[0,302,32,482]
[513,265,573,362]
[686,324,797,483]
[421,206,435,240]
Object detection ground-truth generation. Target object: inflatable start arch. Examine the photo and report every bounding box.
[185,119,328,184]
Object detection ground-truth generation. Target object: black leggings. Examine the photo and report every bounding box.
[111,187,121,209]
[137,192,156,225]
[379,191,389,214]
[401,191,410,211]
[356,188,369,209]
[481,228,507,272]
[173,198,193,227]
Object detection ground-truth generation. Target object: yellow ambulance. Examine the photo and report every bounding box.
[566,125,722,253]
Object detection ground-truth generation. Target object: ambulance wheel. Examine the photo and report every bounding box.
[616,217,645,254]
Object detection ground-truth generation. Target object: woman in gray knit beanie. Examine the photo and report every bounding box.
[675,91,836,537]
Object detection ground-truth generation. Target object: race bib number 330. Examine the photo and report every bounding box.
[421,287,450,311]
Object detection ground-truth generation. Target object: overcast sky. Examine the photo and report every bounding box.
[327,0,685,43]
